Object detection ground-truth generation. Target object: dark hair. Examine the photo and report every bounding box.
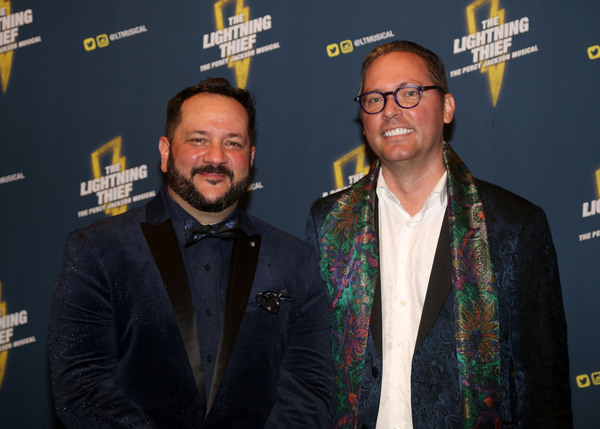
[165,77,256,143]
[359,40,449,95]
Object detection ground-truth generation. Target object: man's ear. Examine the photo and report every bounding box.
[443,93,456,124]
[159,137,170,173]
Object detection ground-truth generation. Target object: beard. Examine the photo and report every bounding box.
[166,154,252,213]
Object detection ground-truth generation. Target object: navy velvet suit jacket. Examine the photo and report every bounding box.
[49,189,333,428]
[307,177,572,428]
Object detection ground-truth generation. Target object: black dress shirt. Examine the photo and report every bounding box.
[165,194,239,399]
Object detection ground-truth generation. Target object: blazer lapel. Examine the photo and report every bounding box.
[369,197,382,358]
[414,211,452,352]
[206,230,261,415]
[140,219,207,415]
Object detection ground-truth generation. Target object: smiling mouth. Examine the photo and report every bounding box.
[382,127,414,137]
[197,172,232,187]
[203,175,229,186]
[192,165,233,180]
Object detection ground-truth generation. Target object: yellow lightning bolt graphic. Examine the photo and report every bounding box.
[0,0,14,93]
[596,168,600,199]
[214,0,250,89]
[91,136,128,216]
[0,281,7,389]
[466,0,506,106]
[333,146,371,189]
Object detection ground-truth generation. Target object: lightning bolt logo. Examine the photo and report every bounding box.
[333,146,371,189]
[214,0,250,89]
[466,0,506,106]
[0,0,14,93]
[91,136,128,216]
[0,281,7,389]
[596,168,600,199]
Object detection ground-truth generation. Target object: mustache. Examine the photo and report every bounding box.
[191,165,234,180]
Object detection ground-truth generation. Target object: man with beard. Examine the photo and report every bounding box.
[49,78,332,428]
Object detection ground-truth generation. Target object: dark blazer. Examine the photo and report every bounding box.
[307,169,572,428]
[49,188,332,428]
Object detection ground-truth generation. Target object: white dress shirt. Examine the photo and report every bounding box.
[375,170,447,429]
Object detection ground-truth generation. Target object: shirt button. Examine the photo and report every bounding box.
[205,264,211,271]
[206,355,212,362]
[205,309,212,316]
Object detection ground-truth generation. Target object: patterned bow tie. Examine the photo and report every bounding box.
[184,218,239,246]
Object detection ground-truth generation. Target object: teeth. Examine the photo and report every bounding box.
[383,127,414,137]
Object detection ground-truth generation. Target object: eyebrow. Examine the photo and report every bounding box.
[364,80,425,92]
[185,130,248,141]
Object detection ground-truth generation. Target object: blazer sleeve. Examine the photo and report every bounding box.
[306,212,320,254]
[48,231,156,429]
[508,207,573,427]
[264,249,334,428]
[305,195,335,254]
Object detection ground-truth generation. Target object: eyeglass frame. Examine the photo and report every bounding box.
[354,85,443,114]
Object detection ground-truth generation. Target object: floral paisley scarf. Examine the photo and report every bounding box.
[317,143,501,428]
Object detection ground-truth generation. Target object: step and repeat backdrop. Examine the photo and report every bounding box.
[1,0,598,427]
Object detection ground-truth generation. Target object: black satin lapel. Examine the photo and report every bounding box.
[414,210,452,352]
[140,220,207,415]
[206,231,261,415]
[369,197,383,359]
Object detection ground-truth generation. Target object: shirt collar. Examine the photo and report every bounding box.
[376,169,448,216]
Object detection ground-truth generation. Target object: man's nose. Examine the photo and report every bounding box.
[382,93,402,118]
[203,142,227,164]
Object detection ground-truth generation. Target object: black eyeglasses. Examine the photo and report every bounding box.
[354,85,442,114]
